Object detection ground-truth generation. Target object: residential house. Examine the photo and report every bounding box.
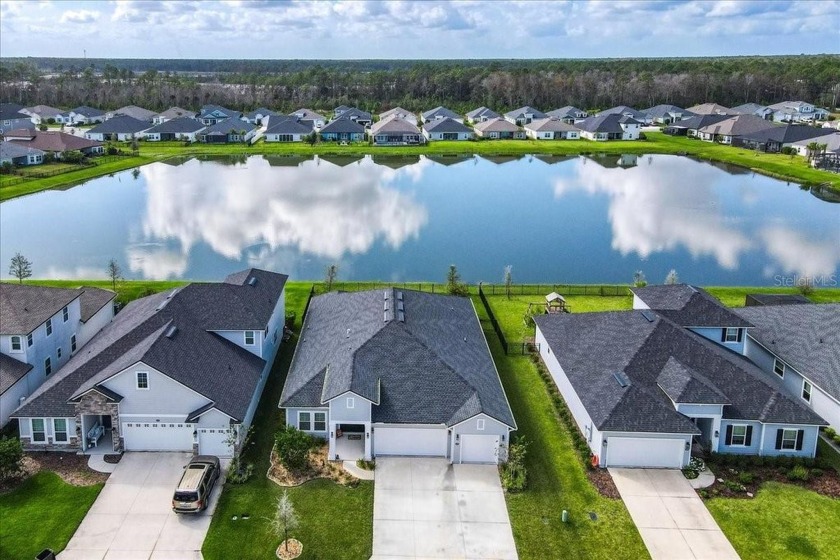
[55,106,106,125]
[370,115,423,145]
[736,304,840,430]
[198,105,241,126]
[730,103,774,120]
[264,117,314,142]
[85,115,152,142]
[790,131,840,157]
[473,118,525,139]
[504,106,547,126]
[1,284,115,427]
[0,141,45,167]
[333,105,352,119]
[12,269,287,456]
[523,118,581,140]
[242,108,280,126]
[734,124,835,153]
[336,108,372,127]
[1,103,36,134]
[641,105,695,125]
[696,114,777,144]
[379,107,418,124]
[198,120,258,144]
[279,289,516,463]
[3,129,105,158]
[143,117,206,142]
[767,101,830,123]
[596,105,647,122]
[577,113,640,141]
[105,105,156,122]
[20,105,63,125]
[465,107,500,124]
[288,109,326,129]
[152,107,196,125]
[546,106,588,124]
[422,117,473,141]
[685,103,736,116]
[533,284,826,469]
[663,114,730,137]
[320,117,366,143]
[421,106,462,123]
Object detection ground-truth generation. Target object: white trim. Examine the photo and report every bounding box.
[26,333,33,347]
[53,418,69,442]
[298,410,312,431]
[773,357,785,378]
[346,396,355,409]
[9,335,23,352]
[476,419,485,431]
[244,330,256,346]
[45,318,53,336]
[120,413,190,418]
[322,390,376,406]
[31,418,47,444]
[44,356,52,376]
[730,424,749,446]
[781,428,798,450]
[136,371,150,390]
[724,327,739,343]
[802,379,812,403]
[62,306,69,322]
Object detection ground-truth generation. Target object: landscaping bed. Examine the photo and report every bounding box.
[268,443,359,487]
[0,451,107,493]
[697,456,840,500]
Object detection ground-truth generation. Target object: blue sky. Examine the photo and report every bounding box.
[1,0,838,59]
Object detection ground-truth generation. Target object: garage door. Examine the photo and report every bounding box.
[460,434,500,464]
[606,437,685,468]
[122,422,193,452]
[198,428,233,457]
[374,425,448,457]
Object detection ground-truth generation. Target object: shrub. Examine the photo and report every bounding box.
[500,437,528,493]
[724,480,746,493]
[787,465,810,481]
[689,456,706,472]
[825,427,837,438]
[780,146,796,155]
[833,434,840,445]
[355,459,375,471]
[738,472,755,485]
[0,437,24,481]
[811,468,824,477]
[682,468,699,480]
[275,425,315,470]
[227,459,254,484]
[697,489,710,499]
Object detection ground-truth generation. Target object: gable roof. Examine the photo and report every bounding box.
[738,124,835,145]
[111,105,156,121]
[422,117,471,133]
[504,106,547,120]
[596,105,645,120]
[145,117,206,134]
[524,117,579,133]
[0,284,83,335]
[199,104,240,119]
[321,117,366,134]
[577,113,626,133]
[465,107,499,120]
[697,114,778,137]
[288,108,325,122]
[730,103,771,116]
[736,304,840,402]
[339,107,372,122]
[0,140,45,160]
[642,104,695,120]
[371,115,421,135]
[422,106,460,120]
[379,107,417,122]
[546,106,587,119]
[87,115,152,135]
[669,114,730,130]
[265,117,313,135]
[5,130,103,153]
[0,353,34,395]
[631,284,753,328]
[686,103,735,115]
[473,117,520,133]
[67,106,105,118]
[155,107,196,120]
[200,120,257,136]
[22,105,63,118]
[791,131,840,153]
[280,289,515,429]
[0,103,30,120]
[79,287,116,322]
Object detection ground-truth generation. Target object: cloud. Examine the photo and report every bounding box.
[125,243,189,279]
[60,9,100,23]
[759,225,840,279]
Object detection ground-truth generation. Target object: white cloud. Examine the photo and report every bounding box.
[60,9,99,23]
[759,225,840,279]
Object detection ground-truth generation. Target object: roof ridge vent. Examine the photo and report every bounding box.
[397,310,405,322]
[247,276,258,286]
[155,288,179,311]
[613,371,631,388]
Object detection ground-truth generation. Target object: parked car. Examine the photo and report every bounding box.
[172,455,221,513]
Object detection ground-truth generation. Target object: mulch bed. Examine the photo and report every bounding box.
[276,539,303,559]
[104,454,122,464]
[268,444,359,487]
[587,468,621,499]
[0,452,108,493]
[699,464,840,499]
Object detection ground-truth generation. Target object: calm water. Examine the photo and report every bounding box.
[1,154,838,285]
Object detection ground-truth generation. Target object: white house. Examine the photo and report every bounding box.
[55,106,106,125]
[767,101,830,123]
[524,118,580,140]
[422,117,473,141]
[264,117,314,142]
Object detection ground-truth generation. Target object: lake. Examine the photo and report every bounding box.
[1,153,838,286]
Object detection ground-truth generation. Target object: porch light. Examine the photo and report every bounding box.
[366,432,370,439]
[193,430,197,437]
[603,439,608,447]
[714,430,719,438]
[330,431,334,438]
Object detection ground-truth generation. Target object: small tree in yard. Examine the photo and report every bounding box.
[446,265,469,296]
[503,265,513,299]
[0,437,24,481]
[500,437,528,493]
[107,258,122,291]
[665,269,679,285]
[9,252,32,284]
[275,426,314,470]
[269,491,300,555]
[633,270,647,287]
[798,276,815,296]
[324,264,338,292]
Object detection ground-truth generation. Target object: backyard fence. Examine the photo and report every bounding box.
[478,284,509,354]
[479,283,629,297]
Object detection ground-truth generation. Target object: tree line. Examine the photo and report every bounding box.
[2,55,838,114]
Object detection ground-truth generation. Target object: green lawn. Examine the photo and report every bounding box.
[705,483,840,560]
[202,282,374,560]
[817,437,840,474]
[0,472,103,558]
[15,278,188,307]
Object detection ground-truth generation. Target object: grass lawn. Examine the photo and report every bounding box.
[0,472,103,558]
[705,482,840,560]
[202,282,374,560]
[16,278,188,307]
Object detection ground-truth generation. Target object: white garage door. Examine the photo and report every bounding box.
[374,425,448,457]
[606,437,685,468]
[460,434,500,464]
[122,422,193,452]
[198,428,233,457]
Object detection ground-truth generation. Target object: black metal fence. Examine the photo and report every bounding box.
[479,283,629,297]
[478,284,509,354]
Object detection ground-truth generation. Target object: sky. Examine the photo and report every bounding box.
[0,0,838,60]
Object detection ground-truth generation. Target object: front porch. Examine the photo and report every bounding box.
[79,413,119,455]
[331,423,369,461]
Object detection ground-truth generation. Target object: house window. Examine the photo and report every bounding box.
[244,331,255,345]
[71,335,77,353]
[62,306,69,322]
[136,371,149,390]
[476,419,485,431]
[730,425,748,446]
[773,358,785,378]
[802,381,812,403]
[724,328,739,343]
[298,412,312,431]
[31,419,46,443]
[57,347,62,359]
[10,336,22,351]
[54,419,68,442]
[313,412,327,432]
[346,397,355,409]
[46,319,53,336]
[44,357,52,376]
[27,333,33,347]
[781,429,798,450]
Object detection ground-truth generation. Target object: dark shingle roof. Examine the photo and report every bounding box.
[265,117,313,135]
[371,115,421,135]
[656,357,729,405]
[736,304,840,402]
[466,107,500,120]
[739,124,835,145]
[631,284,753,328]
[0,141,45,159]
[0,353,33,395]
[155,107,196,120]
[546,106,586,119]
[422,117,471,133]
[746,293,812,306]
[0,284,83,335]
[79,287,116,322]
[321,117,366,134]
[145,117,206,134]
[671,114,730,130]
[422,106,460,120]
[577,113,626,134]
[68,106,105,118]
[111,106,157,121]
[281,289,515,428]
[597,106,646,120]
[0,103,29,120]
[339,108,371,122]
[199,105,240,119]
[200,120,257,136]
[504,106,547,120]
[642,105,695,120]
[87,115,152,135]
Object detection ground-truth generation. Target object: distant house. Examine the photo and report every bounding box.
[152,107,196,125]
[105,105,157,122]
[577,113,641,141]
[504,106,547,126]
[421,106,462,123]
[730,103,774,120]
[320,117,366,142]
[595,105,647,122]
[3,130,105,158]
[20,105,62,125]
[198,120,258,144]
[0,141,45,166]
[333,105,352,119]
[473,118,525,139]
[198,105,241,126]
[524,118,580,140]
[734,124,835,153]
[641,105,695,125]
[422,117,473,141]
[55,106,106,125]
[664,114,731,137]
[371,115,423,145]
[766,101,830,123]
[465,107,500,124]
[1,103,36,133]
[546,106,588,123]
[335,108,372,127]
[379,107,418,124]
[264,117,314,142]
[685,103,736,116]
[288,109,326,128]
[696,114,777,144]
[143,117,206,142]
[242,108,280,126]
[790,131,840,157]
[85,115,152,142]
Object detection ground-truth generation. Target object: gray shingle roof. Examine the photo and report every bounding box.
[321,117,366,134]
[281,289,515,428]
[546,106,586,119]
[87,115,152,135]
[68,106,105,118]
[576,113,626,134]
[656,357,729,405]
[79,287,116,322]
[200,120,257,136]
[0,284,83,335]
[371,115,421,135]
[736,304,840,402]
[745,293,812,306]
[155,107,196,120]
[739,124,835,145]
[421,117,470,133]
[504,106,547,120]
[524,118,579,133]
[111,106,157,121]
[1,353,33,395]
[0,103,29,120]
[0,141,45,160]
[670,114,730,130]
[288,108,325,122]
[339,108,372,122]
[466,107,499,120]
[265,117,313,135]
[730,103,771,116]
[12,269,287,421]
[145,117,206,134]
[422,106,460,120]
[631,284,753,328]
[474,118,520,133]
[596,106,645,120]
[697,114,777,137]
[379,107,417,122]
[199,105,240,119]
[642,105,695,120]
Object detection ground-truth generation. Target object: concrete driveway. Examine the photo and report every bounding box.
[610,468,740,560]
[59,452,225,560]
[372,458,517,560]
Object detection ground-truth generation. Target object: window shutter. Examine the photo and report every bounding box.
[795,430,804,451]
[737,328,743,342]
[725,425,733,445]
[720,328,727,342]
[775,429,783,450]
[745,426,753,446]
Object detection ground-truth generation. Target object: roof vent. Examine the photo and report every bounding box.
[383,290,389,301]
[384,300,389,311]
[613,372,631,388]
[640,310,656,322]
[164,325,178,339]
[346,328,351,338]
[397,310,405,322]
[397,300,404,312]
[397,291,403,301]
[247,276,258,286]
[384,311,389,323]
